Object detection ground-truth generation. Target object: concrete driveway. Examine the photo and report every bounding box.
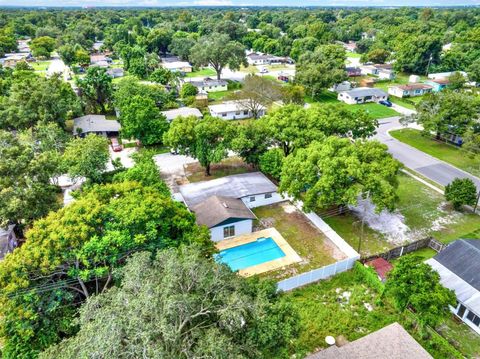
[374,117,480,190]
[153,153,197,191]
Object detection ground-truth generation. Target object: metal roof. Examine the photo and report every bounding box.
[178,172,278,207]
[73,115,121,134]
[192,195,256,228]
[307,322,432,359]
[161,107,203,122]
[209,100,265,114]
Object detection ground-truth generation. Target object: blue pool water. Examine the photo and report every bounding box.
[216,237,286,271]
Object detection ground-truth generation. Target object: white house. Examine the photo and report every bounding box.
[426,239,480,335]
[247,52,273,65]
[161,107,203,122]
[73,115,121,137]
[337,87,388,105]
[162,61,193,73]
[378,69,395,80]
[388,83,433,98]
[176,172,284,241]
[192,196,257,242]
[208,101,266,120]
[428,71,467,80]
[185,77,228,93]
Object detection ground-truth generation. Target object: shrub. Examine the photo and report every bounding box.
[180,83,198,98]
[445,178,477,210]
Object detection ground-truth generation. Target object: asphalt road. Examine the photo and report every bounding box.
[373,116,480,190]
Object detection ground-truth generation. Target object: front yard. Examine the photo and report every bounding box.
[323,173,480,257]
[252,202,342,280]
[390,128,480,177]
[185,67,217,78]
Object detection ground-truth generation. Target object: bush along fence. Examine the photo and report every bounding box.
[277,200,360,292]
[360,237,446,263]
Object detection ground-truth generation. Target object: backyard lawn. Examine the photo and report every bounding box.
[31,60,51,72]
[253,202,341,280]
[207,89,235,102]
[390,128,480,177]
[185,67,217,78]
[185,156,253,183]
[346,51,361,58]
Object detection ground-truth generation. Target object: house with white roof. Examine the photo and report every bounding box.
[176,172,284,241]
[162,61,192,73]
[209,101,265,120]
[337,87,388,105]
[184,77,228,93]
[426,239,480,334]
[73,115,121,137]
[161,107,203,122]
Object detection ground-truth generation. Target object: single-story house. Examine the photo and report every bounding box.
[208,101,265,120]
[346,67,362,77]
[247,52,274,65]
[0,225,18,260]
[388,83,433,98]
[360,64,395,79]
[337,87,388,105]
[306,322,432,358]
[192,195,257,241]
[428,71,467,80]
[162,61,193,73]
[107,67,124,78]
[378,69,395,80]
[185,77,228,93]
[423,79,449,92]
[426,239,480,334]
[177,172,283,209]
[360,65,378,76]
[91,60,110,69]
[90,54,111,65]
[365,257,393,282]
[361,31,376,40]
[161,107,203,122]
[330,81,352,93]
[73,115,121,137]
[0,53,34,68]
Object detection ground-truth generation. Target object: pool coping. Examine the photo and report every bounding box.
[216,227,302,277]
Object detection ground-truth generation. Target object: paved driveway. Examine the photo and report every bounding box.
[374,117,480,190]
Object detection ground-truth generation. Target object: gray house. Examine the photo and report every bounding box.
[426,239,480,335]
[192,196,256,242]
[73,115,121,137]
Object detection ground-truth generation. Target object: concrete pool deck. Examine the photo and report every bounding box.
[216,228,302,277]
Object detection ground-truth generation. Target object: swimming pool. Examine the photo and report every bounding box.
[216,237,286,271]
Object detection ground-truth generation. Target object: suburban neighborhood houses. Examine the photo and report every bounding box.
[0,4,480,359]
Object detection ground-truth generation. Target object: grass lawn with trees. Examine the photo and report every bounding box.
[207,89,236,102]
[185,67,217,78]
[390,128,480,177]
[185,156,253,182]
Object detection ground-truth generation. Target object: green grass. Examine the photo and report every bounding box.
[185,68,217,78]
[437,316,480,358]
[31,60,51,71]
[388,96,420,110]
[207,90,236,103]
[346,51,361,58]
[253,203,337,280]
[390,128,480,177]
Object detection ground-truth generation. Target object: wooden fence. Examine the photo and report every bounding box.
[361,237,446,263]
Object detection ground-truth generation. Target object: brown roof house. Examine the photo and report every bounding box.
[307,322,432,359]
[192,196,257,242]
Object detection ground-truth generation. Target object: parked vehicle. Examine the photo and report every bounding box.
[379,100,393,107]
[260,67,269,74]
[111,137,122,152]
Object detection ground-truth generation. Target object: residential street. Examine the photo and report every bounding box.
[374,116,480,189]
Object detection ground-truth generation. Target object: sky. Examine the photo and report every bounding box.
[1,0,480,7]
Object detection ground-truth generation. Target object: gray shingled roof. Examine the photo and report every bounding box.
[343,87,388,98]
[186,77,228,88]
[192,196,256,228]
[433,239,480,291]
[179,172,278,207]
[73,115,121,135]
[306,322,432,359]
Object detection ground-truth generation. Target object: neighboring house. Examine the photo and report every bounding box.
[378,69,395,80]
[365,258,393,282]
[360,64,395,79]
[185,77,228,93]
[91,60,110,69]
[428,71,467,80]
[208,101,266,120]
[161,107,203,122]
[0,225,19,260]
[426,239,480,335]
[107,67,124,78]
[361,31,376,40]
[73,115,121,137]
[388,83,433,98]
[360,64,378,76]
[346,67,362,77]
[247,52,273,65]
[424,79,449,92]
[90,54,111,65]
[192,195,257,242]
[162,61,193,73]
[330,81,352,93]
[337,87,388,105]
[92,41,104,52]
[0,52,34,68]
[306,322,432,358]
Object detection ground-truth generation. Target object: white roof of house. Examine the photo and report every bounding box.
[162,61,192,70]
[73,115,121,134]
[428,71,467,79]
[178,172,278,207]
[209,101,265,114]
[161,107,203,122]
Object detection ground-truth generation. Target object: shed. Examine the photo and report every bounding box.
[365,257,393,282]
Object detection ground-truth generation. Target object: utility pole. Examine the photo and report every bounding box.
[426,54,433,77]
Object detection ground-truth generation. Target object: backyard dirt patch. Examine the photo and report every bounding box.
[185,156,254,183]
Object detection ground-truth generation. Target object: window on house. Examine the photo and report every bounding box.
[222,113,227,117]
[467,311,480,327]
[457,304,467,318]
[235,111,240,115]
[243,110,248,115]
[223,225,235,238]
[249,196,256,202]
[265,193,272,199]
